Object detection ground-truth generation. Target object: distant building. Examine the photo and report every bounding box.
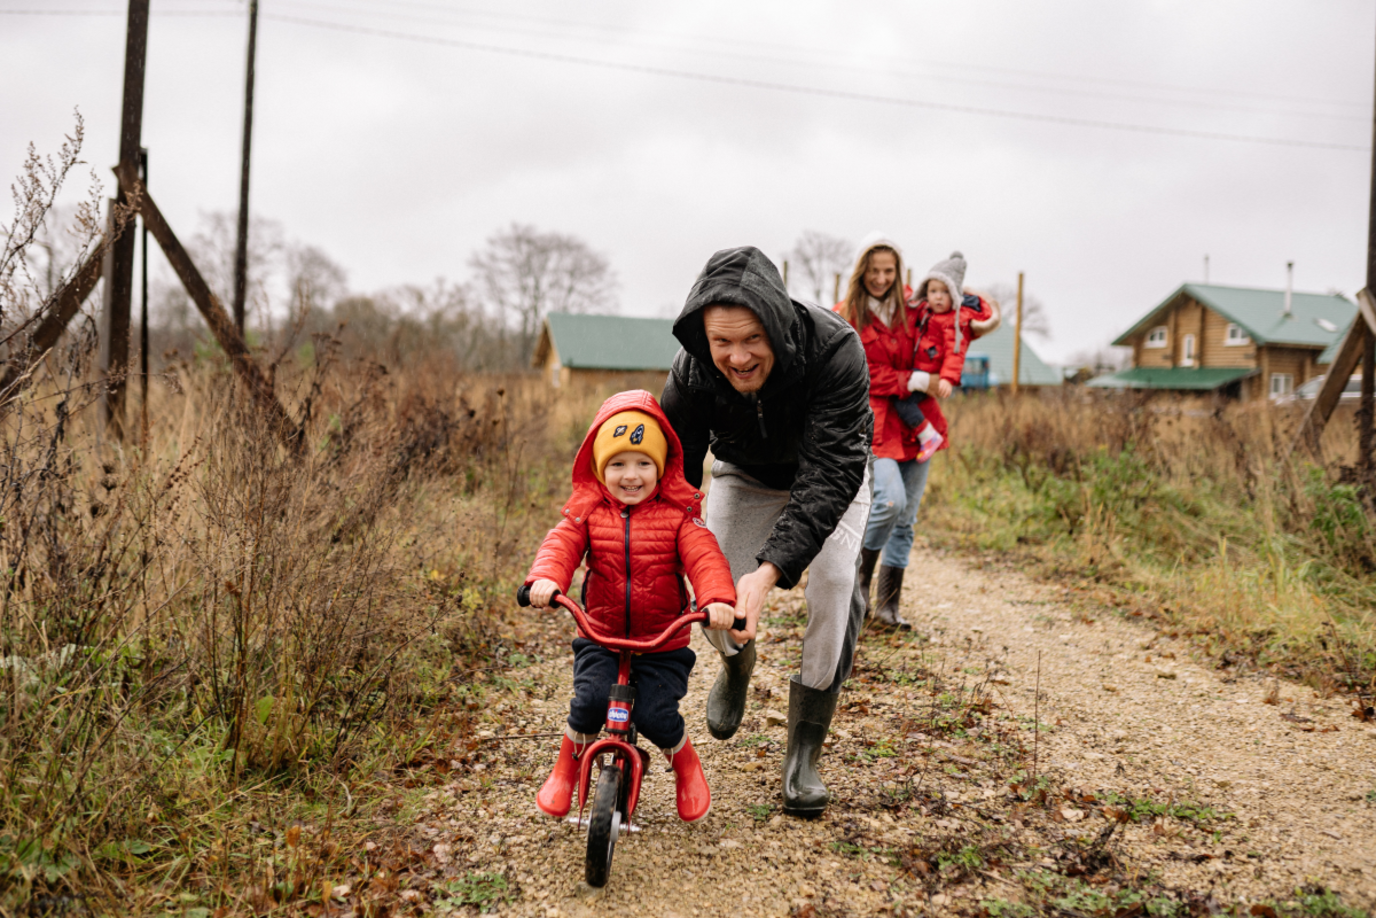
[532,312,680,389]
[1087,283,1354,400]
[962,322,1061,389]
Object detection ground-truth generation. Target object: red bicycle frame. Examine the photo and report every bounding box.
[547,592,709,824]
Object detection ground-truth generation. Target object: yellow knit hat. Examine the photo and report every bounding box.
[591,410,668,483]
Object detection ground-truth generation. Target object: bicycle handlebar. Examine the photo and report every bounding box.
[517,584,746,651]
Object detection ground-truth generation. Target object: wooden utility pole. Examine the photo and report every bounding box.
[100,0,149,440]
[116,165,298,447]
[0,0,295,450]
[232,0,259,335]
[1362,24,1376,480]
[140,148,150,443]
[833,272,841,304]
[1011,272,1024,395]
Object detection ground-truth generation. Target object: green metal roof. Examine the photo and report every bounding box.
[1112,283,1354,349]
[542,313,680,371]
[964,322,1061,387]
[1317,318,1355,364]
[1084,366,1254,390]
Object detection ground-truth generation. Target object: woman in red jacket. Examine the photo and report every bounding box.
[837,238,997,629]
[524,389,737,824]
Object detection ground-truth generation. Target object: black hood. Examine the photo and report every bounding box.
[672,246,800,383]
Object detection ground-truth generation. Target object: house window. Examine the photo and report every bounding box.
[1145,326,1168,348]
[1269,373,1294,398]
[1181,334,1196,366]
[1224,323,1249,346]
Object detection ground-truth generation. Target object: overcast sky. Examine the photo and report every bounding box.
[4,0,1375,363]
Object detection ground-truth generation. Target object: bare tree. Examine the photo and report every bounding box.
[187,210,285,324]
[789,230,852,305]
[468,223,618,360]
[984,282,1051,340]
[285,243,346,315]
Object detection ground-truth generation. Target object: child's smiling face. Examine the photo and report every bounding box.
[603,450,659,505]
[926,280,953,314]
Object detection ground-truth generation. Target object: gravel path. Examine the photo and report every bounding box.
[401,545,1376,917]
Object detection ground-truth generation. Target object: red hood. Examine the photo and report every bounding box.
[563,390,703,521]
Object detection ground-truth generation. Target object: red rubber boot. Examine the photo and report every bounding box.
[536,734,587,818]
[666,736,711,823]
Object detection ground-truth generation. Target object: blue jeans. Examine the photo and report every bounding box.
[863,456,931,569]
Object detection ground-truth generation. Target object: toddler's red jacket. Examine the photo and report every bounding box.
[524,390,736,651]
[911,294,996,387]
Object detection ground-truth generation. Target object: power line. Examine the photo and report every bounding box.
[263,12,1368,152]
[0,8,239,14]
[279,0,1373,112]
[265,0,1368,124]
[7,4,1369,149]
[12,2,1368,113]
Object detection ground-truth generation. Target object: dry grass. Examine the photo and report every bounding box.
[0,338,614,913]
[926,389,1376,700]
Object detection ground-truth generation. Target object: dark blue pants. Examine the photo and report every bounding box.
[893,390,929,428]
[567,638,695,750]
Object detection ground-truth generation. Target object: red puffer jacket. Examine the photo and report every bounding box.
[912,294,996,387]
[524,390,736,651]
[837,293,998,461]
[848,303,929,462]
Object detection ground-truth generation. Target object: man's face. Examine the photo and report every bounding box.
[703,305,774,394]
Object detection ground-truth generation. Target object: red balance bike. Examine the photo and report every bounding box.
[517,584,742,888]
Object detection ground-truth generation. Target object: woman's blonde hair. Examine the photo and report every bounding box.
[839,244,906,330]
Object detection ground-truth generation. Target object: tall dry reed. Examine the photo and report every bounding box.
[928,389,1376,696]
[0,339,610,910]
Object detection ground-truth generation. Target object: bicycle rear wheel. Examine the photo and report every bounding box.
[585,762,622,888]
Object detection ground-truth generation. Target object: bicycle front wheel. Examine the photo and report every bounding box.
[585,762,623,888]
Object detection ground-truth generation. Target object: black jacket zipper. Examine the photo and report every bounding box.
[621,506,632,637]
[754,396,768,439]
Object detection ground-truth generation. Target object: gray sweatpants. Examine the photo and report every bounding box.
[701,460,872,692]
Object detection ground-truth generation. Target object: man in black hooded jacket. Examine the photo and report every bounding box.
[662,245,873,817]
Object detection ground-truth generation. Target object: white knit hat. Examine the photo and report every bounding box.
[852,230,902,269]
[917,251,966,304]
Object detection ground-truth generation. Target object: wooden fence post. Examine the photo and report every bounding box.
[1012,272,1024,395]
[1290,292,1376,458]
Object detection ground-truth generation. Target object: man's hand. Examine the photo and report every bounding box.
[730,562,780,644]
[703,602,737,631]
[936,378,953,399]
[528,579,561,608]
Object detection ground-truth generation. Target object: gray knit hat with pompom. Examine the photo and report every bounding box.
[917,251,966,304]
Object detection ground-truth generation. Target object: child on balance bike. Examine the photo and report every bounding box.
[523,389,738,823]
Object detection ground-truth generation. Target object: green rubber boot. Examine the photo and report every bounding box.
[706,640,755,741]
[857,547,880,617]
[782,676,839,818]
